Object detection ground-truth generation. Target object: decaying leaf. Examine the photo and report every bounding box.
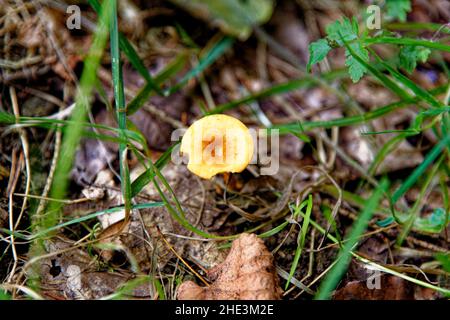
[177,233,283,300]
[333,275,441,300]
[169,0,274,40]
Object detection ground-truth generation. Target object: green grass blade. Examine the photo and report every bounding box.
[165,36,235,95]
[2,114,147,147]
[131,147,232,239]
[110,0,132,216]
[315,178,389,300]
[89,0,163,96]
[258,221,289,238]
[286,195,313,289]
[209,78,316,114]
[1,202,163,241]
[368,48,443,108]
[273,86,446,134]
[44,0,113,231]
[365,37,450,52]
[396,157,444,244]
[392,132,450,203]
[386,22,450,34]
[153,278,166,300]
[126,53,189,116]
[130,142,179,198]
[34,202,163,240]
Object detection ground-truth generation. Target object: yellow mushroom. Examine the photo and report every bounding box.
[180,114,254,179]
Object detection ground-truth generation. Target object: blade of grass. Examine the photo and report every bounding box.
[44,0,113,231]
[0,290,11,300]
[2,114,148,147]
[392,132,450,203]
[385,22,450,34]
[100,276,154,300]
[396,156,444,245]
[258,221,289,238]
[315,178,389,300]
[131,147,233,240]
[88,0,163,96]
[365,36,450,52]
[127,35,231,115]
[153,278,166,300]
[273,85,446,134]
[367,132,412,176]
[127,52,190,116]
[286,194,313,289]
[110,0,132,222]
[165,36,235,96]
[1,202,163,241]
[130,142,179,198]
[208,78,316,114]
[368,47,444,108]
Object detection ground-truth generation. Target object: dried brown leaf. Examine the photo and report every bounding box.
[177,233,282,300]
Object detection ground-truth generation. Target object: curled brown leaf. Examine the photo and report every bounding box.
[177,233,283,300]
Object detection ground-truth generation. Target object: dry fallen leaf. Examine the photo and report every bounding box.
[177,233,283,300]
[333,275,441,300]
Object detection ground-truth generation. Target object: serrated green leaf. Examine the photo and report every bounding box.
[345,42,369,82]
[169,0,274,40]
[386,0,411,22]
[341,35,411,98]
[399,45,431,73]
[326,17,358,46]
[307,39,332,71]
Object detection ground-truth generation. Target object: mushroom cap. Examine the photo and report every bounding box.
[180,114,254,179]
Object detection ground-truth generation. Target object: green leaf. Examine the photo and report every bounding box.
[386,0,411,22]
[413,208,449,233]
[0,289,11,300]
[326,17,359,46]
[345,42,369,82]
[435,253,450,273]
[399,45,431,73]
[324,18,369,82]
[169,0,274,40]
[377,216,395,227]
[307,39,332,72]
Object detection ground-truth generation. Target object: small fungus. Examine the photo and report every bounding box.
[180,114,254,179]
